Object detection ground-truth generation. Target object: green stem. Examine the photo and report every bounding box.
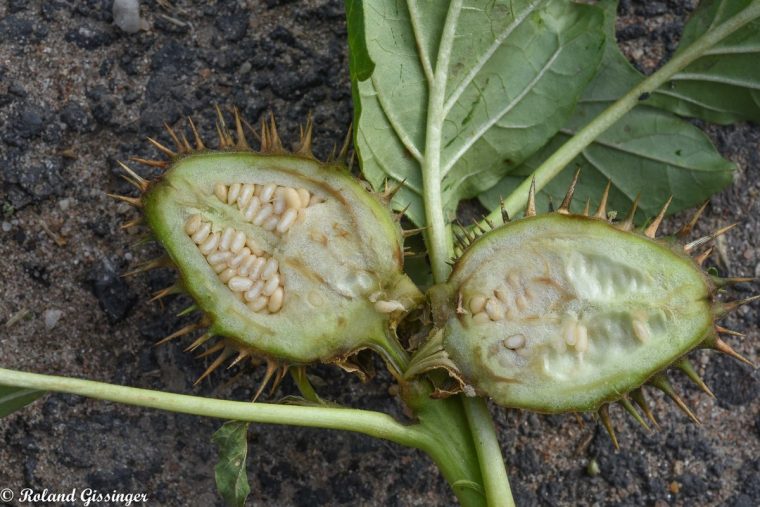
[0,367,427,447]
[486,1,760,223]
[421,0,462,282]
[463,398,514,507]
[0,367,486,506]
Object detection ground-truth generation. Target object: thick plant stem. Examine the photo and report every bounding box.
[0,367,486,506]
[463,398,514,507]
[486,1,760,223]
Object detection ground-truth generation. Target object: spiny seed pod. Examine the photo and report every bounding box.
[419,173,756,446]
[114,108,423,388]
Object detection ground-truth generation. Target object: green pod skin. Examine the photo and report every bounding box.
[143,150,423,365]
[440,214,714,413]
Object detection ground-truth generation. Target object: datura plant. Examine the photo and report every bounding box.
[2,1,759,506]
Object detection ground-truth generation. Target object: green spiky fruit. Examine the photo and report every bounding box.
[423,177,755,426]
[117,112,423,378]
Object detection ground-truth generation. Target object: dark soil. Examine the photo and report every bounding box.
[1,1,758,506]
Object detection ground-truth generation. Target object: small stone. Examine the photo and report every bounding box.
[59,198,71,211]
[238,61,252,75]
[1,222,11,232]
[113,0,142,34]
[43,308,63,330]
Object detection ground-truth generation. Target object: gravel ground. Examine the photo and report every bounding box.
[1,1,758,506]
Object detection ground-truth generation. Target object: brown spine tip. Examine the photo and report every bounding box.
[107,193,143,208]
[187,116,206,151]
[120,217,144,230]
[232,107,250,150]
[712,337,754,367]
[195,346,234,385]
[684,223,738,253]
[594,180,612,220]
[710,275,757,288]
[715,325,745,338]
[253,359,280,402]
[296,114,315,158]
[581,198,590,217]
[163,122,187,154]
[649,374,701,424]
[694,247,714,266]
[394,203,411,222]
[382,178,406,203]
[714,294,760,317]
[677,201,709,239]
[117,161,149,192]
[630,387,659,428]
[227,349,252,369]
[155,322,200,347]
[149,283,182,303]
[618,194,640,231]
[674,358,715,398]
[122,256,170,278]
[558,169,580,215]
[338,124,352,163]
[147,136,177,158]
[598,404,619,450]
[525,177,537,217]
[185,332,213,353]
[619,396,651,431]
[267,113,284,153]
[644,195,672,239]
[130,156,169,169]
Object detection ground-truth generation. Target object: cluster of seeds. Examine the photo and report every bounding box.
[184,215,285,314]
[467,272,536,323]
[213,182,316,234]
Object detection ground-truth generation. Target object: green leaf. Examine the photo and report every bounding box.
[212,421,251,507]
[0,384,45,418]
[648,0,760,124]
[347,0,605,226]
[480,0,735,221]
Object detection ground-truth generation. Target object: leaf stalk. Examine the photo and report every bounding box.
[486,1,760,223]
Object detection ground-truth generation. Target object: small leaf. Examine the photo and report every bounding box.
[348,0,605,226]
[480,0,735,221]
[212,421,251,507]
[648,0,760,124]
[0,385,45,418]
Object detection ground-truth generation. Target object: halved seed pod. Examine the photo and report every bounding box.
[121,113,423,371]
[420,177,756,427]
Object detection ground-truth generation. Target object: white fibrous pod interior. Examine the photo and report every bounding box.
[182,182,320,314]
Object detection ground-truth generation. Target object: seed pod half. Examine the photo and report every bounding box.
[117,111,423,379]
[421,176,756,434]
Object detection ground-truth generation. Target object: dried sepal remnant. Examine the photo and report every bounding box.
[429,177,757,421]
[120,111,424,372]
[185,216,284,314]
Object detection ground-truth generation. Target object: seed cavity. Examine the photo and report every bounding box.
[214,182,317,235]
[186,215,285,314]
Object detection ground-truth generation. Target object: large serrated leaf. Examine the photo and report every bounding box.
[648,0,760,124]
[0,385,45,418]
[347,0,605,226]
[480,0,735,221]
[212,421,251,507]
